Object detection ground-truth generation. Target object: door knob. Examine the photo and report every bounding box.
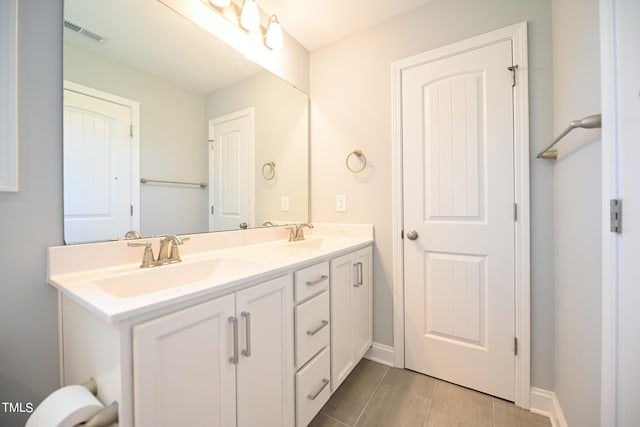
[406,230,419,240]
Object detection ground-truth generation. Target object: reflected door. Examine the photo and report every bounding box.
[402,39,516,400]
[209,109,255,231]
[63,88,135,243]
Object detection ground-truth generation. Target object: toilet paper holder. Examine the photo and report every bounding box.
[79,378,119,427]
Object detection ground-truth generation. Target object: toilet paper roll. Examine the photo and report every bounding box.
[26,385,104,427]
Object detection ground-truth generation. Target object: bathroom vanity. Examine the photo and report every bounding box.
[48,224,373,426]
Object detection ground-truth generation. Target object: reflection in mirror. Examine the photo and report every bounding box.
[63,0,309,244]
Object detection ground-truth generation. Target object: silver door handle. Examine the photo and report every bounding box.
[241,311,251,357]
[306,320,329,336]
[307,378,330,400]
[406,230,419,240]
[229,316,239,364]
[353,262,363,287]
[306,275,328,286]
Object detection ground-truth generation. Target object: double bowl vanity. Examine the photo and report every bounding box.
[48,224,373,426]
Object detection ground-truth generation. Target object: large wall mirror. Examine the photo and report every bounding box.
[63,0,309,244]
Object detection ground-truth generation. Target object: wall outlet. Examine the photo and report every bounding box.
[336,194,347,212]
[281,196,289,212]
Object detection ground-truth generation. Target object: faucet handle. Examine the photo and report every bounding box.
[127,241,155,268]
[169,237,190,263]
[286,226,296,242]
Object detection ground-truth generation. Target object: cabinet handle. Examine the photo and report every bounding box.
[306,320,329,336]
[306,275,328,287]
[353,262,363,287]
[229,316,239,364]
[241,311,251,357]
[307,378,330,401]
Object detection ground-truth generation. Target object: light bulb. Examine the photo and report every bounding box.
[240,0,260,33]
[265,15,283,49]
[209,0,231,7]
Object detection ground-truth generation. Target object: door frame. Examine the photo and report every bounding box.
[208,107,256,231]
[390,22,531,408]
[63,80,141,236]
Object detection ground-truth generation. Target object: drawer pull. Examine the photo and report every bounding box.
[306,275,328,287]
[306,320,329,336]
[307,378,330,401]
[229,317,239,364]
[241,311,251,357]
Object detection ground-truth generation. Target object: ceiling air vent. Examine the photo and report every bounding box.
[63,19,106,44]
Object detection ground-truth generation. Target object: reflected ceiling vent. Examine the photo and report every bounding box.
[63,19,106,44]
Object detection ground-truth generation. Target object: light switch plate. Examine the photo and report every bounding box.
[281,196,289,212]
[336,194,347,212]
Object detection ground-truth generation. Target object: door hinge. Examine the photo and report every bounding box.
[211,205,214,215]
[130,125,133,137]
[208,139,215,150]
[514,203,518,221]
[130,205,133,216]
[401,229,404,239]
[514,337,518,356]
[610,199,622,233]
[508,65,519,87]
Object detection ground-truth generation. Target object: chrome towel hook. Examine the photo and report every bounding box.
[346,150,367,173]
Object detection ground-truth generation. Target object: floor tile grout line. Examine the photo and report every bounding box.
[351,365,390,426]
[322,413,351,427]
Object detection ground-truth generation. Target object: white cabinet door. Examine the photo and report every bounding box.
[353,247,373,361]
[330,246,373,391]
[133,294,237,427]
[236,275,294,427]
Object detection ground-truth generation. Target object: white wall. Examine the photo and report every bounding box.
[551,0,602,424]
[64,43,208,238]
[310,0,555,389]
[0,1,62,425]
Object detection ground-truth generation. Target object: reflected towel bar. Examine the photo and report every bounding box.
[140,178,207,188]
[537,114,601,160]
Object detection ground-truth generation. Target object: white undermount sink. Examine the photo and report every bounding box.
[94,257,257,298]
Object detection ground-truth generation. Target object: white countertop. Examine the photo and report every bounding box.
[48,224,373,323]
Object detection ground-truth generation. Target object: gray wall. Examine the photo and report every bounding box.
[552,0,602,424]
[0,0,63,425]
[309,0,555,389]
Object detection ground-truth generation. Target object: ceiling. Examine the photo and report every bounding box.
[258,0,433,51]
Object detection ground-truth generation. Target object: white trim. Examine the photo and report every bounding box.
[391,22,531,407]
[599,0,619,425]
[0,0,18,192]
[63,81,142,234]
[364,342,394,367]
[530,388,568,427]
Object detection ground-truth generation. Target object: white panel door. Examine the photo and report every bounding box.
[235,275,294,427]
[133,294,237,427]
[63,89,132,243]
[402,39,516,400]
[209,109,254,231]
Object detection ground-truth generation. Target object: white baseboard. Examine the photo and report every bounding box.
[364,342,394,367]
[530,387,568,427]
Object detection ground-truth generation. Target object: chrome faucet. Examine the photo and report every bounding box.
[288,223,313,242]
[156,234,187,265]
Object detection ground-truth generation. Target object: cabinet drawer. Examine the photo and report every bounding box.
[296,347,330,427]
[295,291,330,368]
[294,261,329,303]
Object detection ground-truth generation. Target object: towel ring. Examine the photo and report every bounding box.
[262,161,276,180]
[346,150,367,173]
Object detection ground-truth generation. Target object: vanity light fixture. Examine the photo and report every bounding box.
[208,0,231,7]
[240,0,260,33]
[265,15,283,50]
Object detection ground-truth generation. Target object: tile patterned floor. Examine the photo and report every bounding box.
[310,359,551,427]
